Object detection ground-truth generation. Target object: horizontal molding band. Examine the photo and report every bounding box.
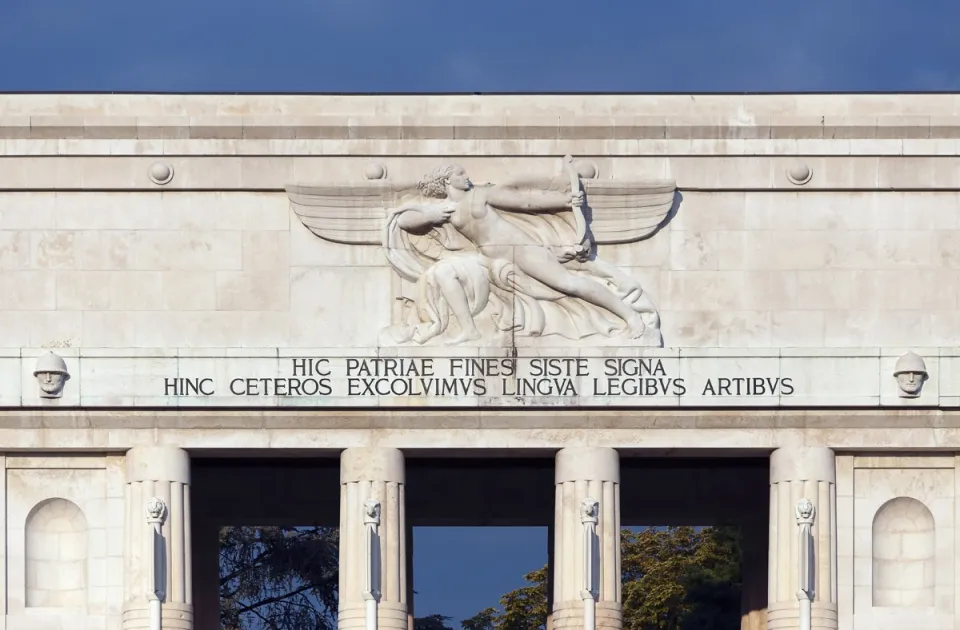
[2,138,958,158]
[2,93,960,117]
[1,155,960,191]
[0,408,957,427]
[0,410,959,452]
[2,121,960,141]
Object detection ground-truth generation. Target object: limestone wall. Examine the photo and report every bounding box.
[0,455,124,630]
[835,454,959,630]
[1,94,960,630]
[1,94,959,349]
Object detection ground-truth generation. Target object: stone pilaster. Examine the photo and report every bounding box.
[553,447,621,630]
[339,448,407,630]
[123,446,193,630]
[767,447,837,630]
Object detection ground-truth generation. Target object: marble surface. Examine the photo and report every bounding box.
[0,346,953,409]
[2,96,960,352]
[5,93,960,630]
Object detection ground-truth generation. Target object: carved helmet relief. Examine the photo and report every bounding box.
[286,156,677,348]
[33,351,70,399]
[893,351,928,398]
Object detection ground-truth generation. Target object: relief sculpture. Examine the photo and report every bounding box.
[286,156,677,347]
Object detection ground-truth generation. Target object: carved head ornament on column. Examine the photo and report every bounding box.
[795,498,815,526]
[32,351,70,399]
[145,496,167,524]
[893,351,928,398]
[363,499,381,525]
[580,498,599,524]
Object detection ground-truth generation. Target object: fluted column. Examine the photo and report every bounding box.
[553,447,621,630]
[123,446,193,630]
[767,447,837,630]
[339,448,407,630]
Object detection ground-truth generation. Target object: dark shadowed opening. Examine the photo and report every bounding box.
[187,453,767,630]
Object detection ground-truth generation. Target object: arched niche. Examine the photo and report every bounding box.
[872,496,935,607]
[25,498,88,608]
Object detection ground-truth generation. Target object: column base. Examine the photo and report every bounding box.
[122,602,193,630]
[339,602,409,630]
[766,601,837,630]
[553,601,622,630]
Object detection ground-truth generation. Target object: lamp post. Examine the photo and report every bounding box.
[363,499,382,630]
[145,497,167,630]
[795,498,816,630]
[580,498,599,630]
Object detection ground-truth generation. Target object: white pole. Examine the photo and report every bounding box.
[795,498,816,630]
[580,498,599,630]
[363,499,382,630]
[145,497,167,630]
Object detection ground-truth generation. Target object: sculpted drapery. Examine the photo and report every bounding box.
[286,157,677,347]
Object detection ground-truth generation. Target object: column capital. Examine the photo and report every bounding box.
[340,447,405,484]
[125,445,190,484]
[555,446,619,484]
[770,446,835,484]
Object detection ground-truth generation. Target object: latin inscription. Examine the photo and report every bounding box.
[162,357,794,400]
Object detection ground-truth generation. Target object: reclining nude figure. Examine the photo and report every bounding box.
[391,165,648,344]
[285,157,677,346]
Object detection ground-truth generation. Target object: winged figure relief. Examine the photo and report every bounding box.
[286,156,677,347]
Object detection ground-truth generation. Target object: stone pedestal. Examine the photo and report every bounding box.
[339,447,408,630]
[123,446,193,630]
[767,447,837,630]
[553,447,621,630]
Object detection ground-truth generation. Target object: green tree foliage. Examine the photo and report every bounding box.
[219,526,339,630]
[465,526,741,630]
[621,526,741,630]
[456,566,547,630]
[414,614,456,630]
[674,526,742,630]
[460,607,497,630]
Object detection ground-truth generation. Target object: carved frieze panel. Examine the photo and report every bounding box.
[286,156,678,347]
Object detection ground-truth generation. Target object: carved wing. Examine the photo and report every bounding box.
[582,179,677,244]
[285,181,421,245]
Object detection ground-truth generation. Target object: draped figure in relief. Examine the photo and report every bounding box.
[286,156,677,347]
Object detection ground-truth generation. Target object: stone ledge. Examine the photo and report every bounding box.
[2,117,958,140]
[4,155,960,189]
[0,409,958,452]
[2,93,960,118]
[0,408,954,428]
[4,411,953,429]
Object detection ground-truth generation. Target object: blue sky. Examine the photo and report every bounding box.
[413,527,547,623]
[3,0,958,624]
[1,0,959,92]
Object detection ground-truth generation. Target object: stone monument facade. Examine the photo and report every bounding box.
[1,93,959,630]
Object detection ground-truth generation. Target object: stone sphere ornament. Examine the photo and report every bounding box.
[574,160,598,179]
[363,162,387,180]
[786,160,813,186]
[33,351,70,399]
[148,161,175,185]
[893,351,928,398]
